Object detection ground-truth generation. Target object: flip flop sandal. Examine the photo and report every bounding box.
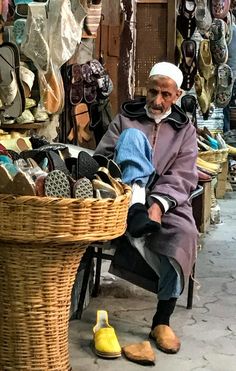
[11,171,36,196]
[70,64,84,105]
[13,18,27,45]
[211,0,231,19]
[97,74,113,98]
[73,177,93,199]
[89,59,105,76]
[0,164,13,193]
[77,150,99,180]
[44,170,71,198]
[0,42,25,118]
[68,103,97,149]
[81,63,95,84]
[84,82,97,104]
[209,18,228,65]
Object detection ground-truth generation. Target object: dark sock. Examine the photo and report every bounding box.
[151,298,177,330]
[127,203,161,238]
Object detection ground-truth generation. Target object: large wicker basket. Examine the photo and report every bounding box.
[0,184,131,371]
[198,148,229,164]
[0,184,131,243]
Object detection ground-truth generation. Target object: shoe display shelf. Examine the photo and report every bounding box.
[0,185,131,370]
[0,121,50,130]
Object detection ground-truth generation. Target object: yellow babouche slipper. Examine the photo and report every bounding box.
[93,310,121,358]
[227,144,236,155]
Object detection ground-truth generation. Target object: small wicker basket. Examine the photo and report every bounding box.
[198,148,228,164]
[0,184,131,370]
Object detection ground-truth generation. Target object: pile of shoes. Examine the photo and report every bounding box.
[92,310,156,365]
[0,135,125,199]
[67,59,113,150]
[195,126,229,181]
[176,0,235,119]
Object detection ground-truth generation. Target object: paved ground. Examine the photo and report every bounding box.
[69,192,236,371]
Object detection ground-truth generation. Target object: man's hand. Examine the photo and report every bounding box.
[148,203,163,224]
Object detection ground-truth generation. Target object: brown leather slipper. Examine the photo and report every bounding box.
[122,341,156,366]
[149,325,181,354]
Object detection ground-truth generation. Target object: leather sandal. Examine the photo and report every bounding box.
[177,0,196,39]
[209,18,228,65]
[198,40,215,81]
[179,39,197,91]
[211,0,231,19]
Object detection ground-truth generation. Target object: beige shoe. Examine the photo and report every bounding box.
[150,325,181,354]
[122,341,156,365]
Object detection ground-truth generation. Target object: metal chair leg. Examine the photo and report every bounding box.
[187,263,195,309]
[92,247,103,297]
[76,245,94,319]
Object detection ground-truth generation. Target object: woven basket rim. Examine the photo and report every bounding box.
[0,184,131,206]
[0,184,131,244]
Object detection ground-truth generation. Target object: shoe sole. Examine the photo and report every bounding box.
[95,348,121,358]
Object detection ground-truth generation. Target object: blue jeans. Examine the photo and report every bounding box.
[114,128,155,186]
[115,128,182,299]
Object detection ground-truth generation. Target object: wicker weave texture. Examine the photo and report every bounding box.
[0,242,87,371]
[0,184,131,243]
[198,149,228,163]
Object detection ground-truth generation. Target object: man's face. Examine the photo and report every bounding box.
[146,76,182,116]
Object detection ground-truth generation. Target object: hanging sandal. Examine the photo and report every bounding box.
[179,39,197,91]
[93,310,121,358]
[70,64,84,105]
[68,102,96,149]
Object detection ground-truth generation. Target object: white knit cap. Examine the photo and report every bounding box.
[149,62,183,89]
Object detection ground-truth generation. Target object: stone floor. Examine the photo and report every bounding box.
[69,192,236,371]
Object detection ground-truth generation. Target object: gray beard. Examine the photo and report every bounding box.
[145,105,171,124]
